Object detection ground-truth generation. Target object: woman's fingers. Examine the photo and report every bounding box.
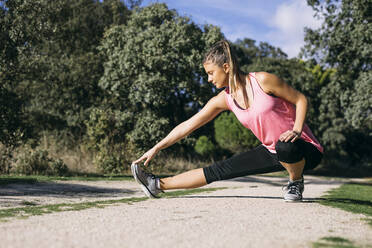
[144,157,150,166]
[279,132,287,141]
[284,133,292,142]
[290,135,298,143]
[133,155,146,164]
[286,133,298,142]
[133,153,153,166]
[280,131,291,142]
[132,147,158,166]
[280,130,299,143]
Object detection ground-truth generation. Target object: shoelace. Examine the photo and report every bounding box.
[145,172,164,192]
[282,182,301,195]
[141,169,154,178]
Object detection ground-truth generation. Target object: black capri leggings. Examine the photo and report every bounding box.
[203,139,323,184]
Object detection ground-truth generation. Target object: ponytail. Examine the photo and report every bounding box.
[203,40,249,108]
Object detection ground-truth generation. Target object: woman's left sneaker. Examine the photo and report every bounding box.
[131,163,163,198]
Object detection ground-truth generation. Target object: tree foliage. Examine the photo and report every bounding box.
[99,3,223,152]
[302,0,372,166]
[1,0,131,135]
[214,112,260,153]
[1,0,369,174]
[194,136,216,158]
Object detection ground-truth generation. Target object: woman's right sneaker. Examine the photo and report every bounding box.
[131,163,163,198]
[283,178,304,202]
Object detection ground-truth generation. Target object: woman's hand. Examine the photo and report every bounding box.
[132,147,160,166]
[279,130,301,143]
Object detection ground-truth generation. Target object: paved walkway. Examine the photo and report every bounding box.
[0,176,371,248]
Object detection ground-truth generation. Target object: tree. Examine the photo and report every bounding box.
[99,3,223,152]
[302,0,372,167]
[1,0,131,137]
[233,38,287,67]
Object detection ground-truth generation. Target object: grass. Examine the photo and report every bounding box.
[0,174,134,185]
[309,164,372,178]
[319,182,372,227]
[312,236,359,248]
[0,187,226,222]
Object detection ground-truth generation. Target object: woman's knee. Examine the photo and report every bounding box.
[203,166,217,184]
[275,140,304,164]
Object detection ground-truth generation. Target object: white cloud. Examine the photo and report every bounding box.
[142,0,323,58]
[266,0,322,58]
[189,12,257,42]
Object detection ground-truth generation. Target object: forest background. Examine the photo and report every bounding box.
[0,0,371,176]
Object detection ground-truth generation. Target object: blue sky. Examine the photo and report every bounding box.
[141,0,322,58]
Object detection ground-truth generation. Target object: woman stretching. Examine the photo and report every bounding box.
[131,40,323,202]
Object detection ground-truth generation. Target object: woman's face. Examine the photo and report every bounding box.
[203,62,229,89]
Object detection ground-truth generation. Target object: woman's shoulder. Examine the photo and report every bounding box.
[210,89,230,111]
[253,71,273,82]
[252,72,282,94]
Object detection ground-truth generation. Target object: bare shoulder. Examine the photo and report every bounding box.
[210,89,229,111]
[254,71,284,94]
[197,90,228,113]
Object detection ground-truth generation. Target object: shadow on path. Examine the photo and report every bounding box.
[229,176,343,187]
[0,181,135,198]
[229,176,287,186]
[175,195,324,203]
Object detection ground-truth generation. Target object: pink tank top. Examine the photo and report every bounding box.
[224,72,323,153]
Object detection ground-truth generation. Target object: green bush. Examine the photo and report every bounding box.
[0,87,26,174]
[214,112,260,153]
[85,108,132,173]
[0,144,13,174]
[93,149,124,174]
[194,136,217,158]
[49,158,69,176]
[13,147,69,176]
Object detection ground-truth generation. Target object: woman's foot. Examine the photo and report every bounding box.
[131,163,163,198]
[283,177,304,202]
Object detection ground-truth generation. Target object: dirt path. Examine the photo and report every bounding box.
[0,176,371,248]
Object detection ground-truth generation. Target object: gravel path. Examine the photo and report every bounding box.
[1,175,371,248]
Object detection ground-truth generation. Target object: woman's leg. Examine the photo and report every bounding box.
[275,139,323,180]
[132,141,321,198]
[159,141,322,191]
[203,145,283,184]
[279,159,305,181]
[275,139,323,201]
[159,168,206,190]
[160,145,283,190]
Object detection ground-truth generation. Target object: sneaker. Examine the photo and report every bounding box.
[283,178,304,202]
[131,163,163,198]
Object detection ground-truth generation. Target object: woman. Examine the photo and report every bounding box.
[131,40,323,202]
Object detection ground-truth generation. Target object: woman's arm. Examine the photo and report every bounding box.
[133,90,229,165]
[256,72,308,142]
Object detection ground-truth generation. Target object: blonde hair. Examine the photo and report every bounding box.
[203,40,249,108]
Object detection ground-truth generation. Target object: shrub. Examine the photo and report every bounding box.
[85,108,133,173]
[194,136,216,158]
[92,146,126,174]
[214,112,260,153]
[13,147,69,176]
[49,158,69,176]
[0,87,25,174]
[0,144,13,174]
